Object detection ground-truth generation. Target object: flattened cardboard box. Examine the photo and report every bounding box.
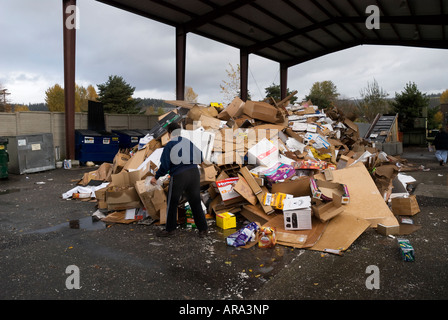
[310,214,370,253]
[262,215,327,249]
[313,163,398,227]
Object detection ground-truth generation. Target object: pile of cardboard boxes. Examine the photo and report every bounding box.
[74,94,421,254]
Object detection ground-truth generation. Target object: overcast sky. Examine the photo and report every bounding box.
[1,0,447,106]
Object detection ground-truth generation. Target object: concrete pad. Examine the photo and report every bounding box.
[414,183,448,198]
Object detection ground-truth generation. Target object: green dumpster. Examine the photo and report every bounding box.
[0,137,9,179]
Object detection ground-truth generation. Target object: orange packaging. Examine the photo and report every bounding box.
[258,227,276,248]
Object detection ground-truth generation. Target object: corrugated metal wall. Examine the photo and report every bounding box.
[0,112,160,159]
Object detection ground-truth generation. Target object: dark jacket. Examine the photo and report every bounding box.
[434,130,448,150]
[155,136,203,179]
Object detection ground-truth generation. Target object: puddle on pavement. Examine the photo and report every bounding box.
[27,217,106,234]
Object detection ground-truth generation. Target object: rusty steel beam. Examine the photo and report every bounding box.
[63,0,76,160]
[176,27,186,101]
[280,63,288,100]
[240,49,248,102]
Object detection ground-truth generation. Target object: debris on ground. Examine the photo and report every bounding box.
[64,94,423,255]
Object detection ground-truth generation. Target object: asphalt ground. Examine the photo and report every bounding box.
[0,147,447,313]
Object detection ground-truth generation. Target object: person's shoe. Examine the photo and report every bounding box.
[198,230,208,238]
[156,229,176,237]
[440,160,445,166]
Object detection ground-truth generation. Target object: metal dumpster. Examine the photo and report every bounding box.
[75,129,119,163]
[0,137,9,178]
[112,129,145,150]
[5,133,55,174]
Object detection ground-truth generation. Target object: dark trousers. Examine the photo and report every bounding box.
[165,167,207,232]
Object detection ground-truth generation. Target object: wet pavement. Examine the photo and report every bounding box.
[0,147,447,307]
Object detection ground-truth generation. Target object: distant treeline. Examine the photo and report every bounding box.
[11,98,175,113]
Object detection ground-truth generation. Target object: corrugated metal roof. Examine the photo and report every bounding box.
[96,0,448,66]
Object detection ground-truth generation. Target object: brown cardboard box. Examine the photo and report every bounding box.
[310,214,370,253]
[134,180,167,223]
[95,186,108,209]
[78,162,113,186]
[225,97,245,118]
[271,176,312,197]
[243,100,279,123]
[312,194,344,222]
[112,151,130,174]
[123,139,161,171]
[391,195,420,216]
[313,163,398,228]
[199,114,223,130]
[105,170,145,211]
[376,223,400,236]
[310,179,350,204]
[240,204,276,225]
[200,163,218,185]
[233,175,257,205]
[105,186,142,211]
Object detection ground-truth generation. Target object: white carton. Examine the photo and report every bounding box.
[247,138,279,167]
[283,208,312,230]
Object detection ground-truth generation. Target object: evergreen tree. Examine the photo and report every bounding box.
[97,75,139,114]
[264,83,297,104]
[392,82,429,131]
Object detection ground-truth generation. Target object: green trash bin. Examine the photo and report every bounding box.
[0,137,9,179]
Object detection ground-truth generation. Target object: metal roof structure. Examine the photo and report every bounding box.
[62,0,448,159]
[96,0,448,67]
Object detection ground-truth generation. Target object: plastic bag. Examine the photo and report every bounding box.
[226,222,259,247]
[144,176,162,192]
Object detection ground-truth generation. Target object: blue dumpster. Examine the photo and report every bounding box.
[75,129,119,163]
[112,129,145,150]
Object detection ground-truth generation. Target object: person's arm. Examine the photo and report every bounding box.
[154,143,172,180]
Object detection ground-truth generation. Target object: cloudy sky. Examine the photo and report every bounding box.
[1,0,447,106]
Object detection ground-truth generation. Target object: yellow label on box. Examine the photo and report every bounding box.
[272,193,292,210]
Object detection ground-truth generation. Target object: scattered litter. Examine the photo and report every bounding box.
[64,93,424,256]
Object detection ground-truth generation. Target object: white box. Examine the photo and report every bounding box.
[247,138,279,167]
[284,209,312,230]
[215,177,241,202]
[282,196,312,211]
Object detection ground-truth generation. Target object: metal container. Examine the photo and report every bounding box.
[6,133,55,174]
[75,129,119,163]
[112,129,145,150]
